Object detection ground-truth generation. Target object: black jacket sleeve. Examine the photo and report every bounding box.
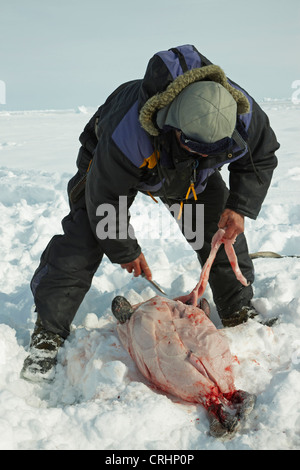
[85,137,143,264]
[226,100,279,219]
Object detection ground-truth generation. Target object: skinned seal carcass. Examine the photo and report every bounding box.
[112,230,255,438]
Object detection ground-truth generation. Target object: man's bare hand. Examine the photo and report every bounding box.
[218,209,245,240]
[121,253,152,280]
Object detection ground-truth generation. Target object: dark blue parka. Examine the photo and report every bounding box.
[80,45,279,265]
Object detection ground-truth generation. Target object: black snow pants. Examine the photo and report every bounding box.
[30,168,104,339]
[31,168,254,339]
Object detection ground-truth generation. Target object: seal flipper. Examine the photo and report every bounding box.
[197,298,210,318]
[111,296,134,323]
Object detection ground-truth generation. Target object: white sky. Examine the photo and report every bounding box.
[1,0,299,110]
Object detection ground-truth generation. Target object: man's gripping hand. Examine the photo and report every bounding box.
[121,253,152,280]
[218,208,245,240]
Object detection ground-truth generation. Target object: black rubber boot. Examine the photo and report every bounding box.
[20,317,64,383]
[221,303,259,327]
[221,303,278,328]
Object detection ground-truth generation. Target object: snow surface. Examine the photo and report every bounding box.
[0,101,300,450]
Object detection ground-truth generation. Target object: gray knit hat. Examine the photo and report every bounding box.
[156,81,237,143]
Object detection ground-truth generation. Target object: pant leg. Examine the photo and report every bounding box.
[166,170,255,319]
[31,171,104,338]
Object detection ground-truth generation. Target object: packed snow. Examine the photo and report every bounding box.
[0,100,299,450]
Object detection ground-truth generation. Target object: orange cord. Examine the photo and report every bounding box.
[177,183,198,220]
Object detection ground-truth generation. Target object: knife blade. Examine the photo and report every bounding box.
[141,272,167,296]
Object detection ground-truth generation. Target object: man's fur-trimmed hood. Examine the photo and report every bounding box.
[139,64,250,137]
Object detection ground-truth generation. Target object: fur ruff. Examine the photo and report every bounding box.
[139,65,250,136]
